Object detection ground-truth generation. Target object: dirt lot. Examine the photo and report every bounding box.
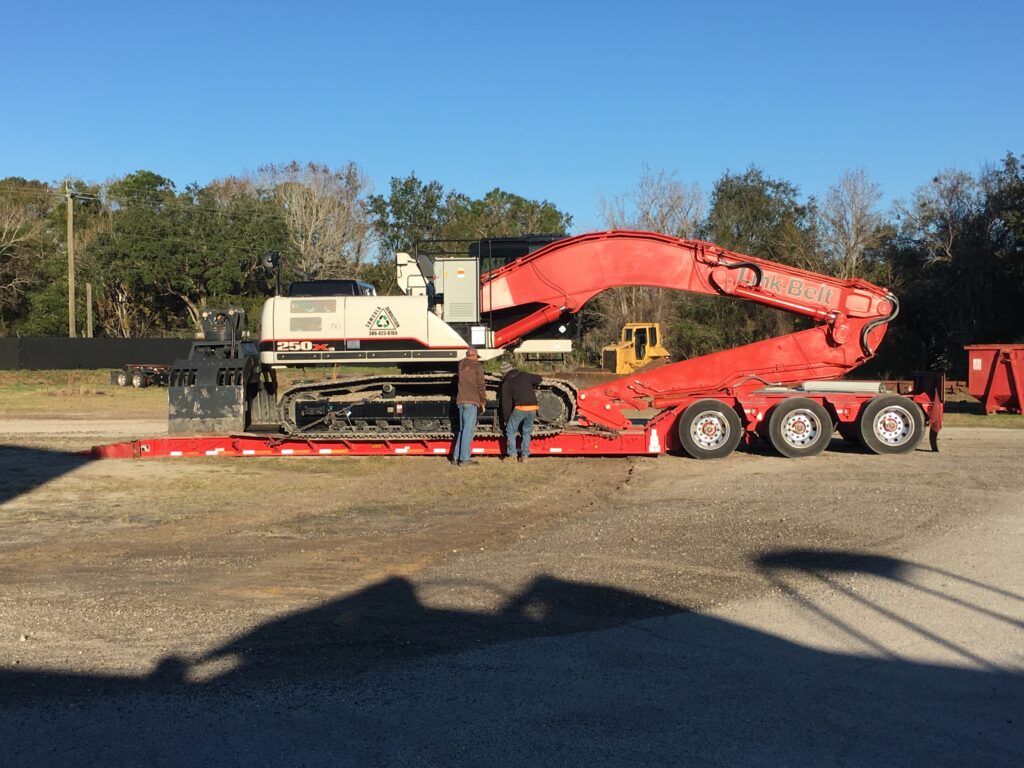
[1,374,1021,766]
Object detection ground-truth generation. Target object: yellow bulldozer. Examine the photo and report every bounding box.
[601,322,671,374]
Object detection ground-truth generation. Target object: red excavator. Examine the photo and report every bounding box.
[158,231,942,461]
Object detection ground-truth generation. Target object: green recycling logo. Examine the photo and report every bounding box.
[366,307,400,336]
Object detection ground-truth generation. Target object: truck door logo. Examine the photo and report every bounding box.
[366,307,400,336]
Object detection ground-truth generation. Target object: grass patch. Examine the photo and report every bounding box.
[0,372,167,418]
[943,411,1024,429]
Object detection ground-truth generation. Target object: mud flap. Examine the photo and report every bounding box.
[913,370,945,454]
[928,399,944,453]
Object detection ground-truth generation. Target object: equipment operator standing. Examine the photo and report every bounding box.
[454,348,487,466]
[501,361,543,462]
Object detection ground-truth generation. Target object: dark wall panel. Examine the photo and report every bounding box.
[0,339,18,370]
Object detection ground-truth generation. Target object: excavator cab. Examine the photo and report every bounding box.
[602,322,671,374]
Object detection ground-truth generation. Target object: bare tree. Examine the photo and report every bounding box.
[587,167,704,357]
[94,279,156,338]
[898,169,979,264]
[819,169,883,278]
[0,184,50,313]
[258,161,372,279]
[600,164,703,238]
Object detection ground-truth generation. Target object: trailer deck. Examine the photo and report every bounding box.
[90,423,669,460]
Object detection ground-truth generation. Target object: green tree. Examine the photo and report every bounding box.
[704,166,820,269]
[444,188,572,240]
[17,179,110,336]
[86,171,181,336]
[87,171,288,336]
[368,174,572,258]
[672,167,820,359]
[982,152,1024,296]
[367,173,451,256]
[174,179,289,326]
[871,157,1024,376]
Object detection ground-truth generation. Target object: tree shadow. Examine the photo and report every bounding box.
[755,548,1024,666]
[0,567,1021,766]
[0,444,94,505]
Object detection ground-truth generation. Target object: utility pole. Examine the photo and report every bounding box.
[86,283,93,337]
[66,180,76,337]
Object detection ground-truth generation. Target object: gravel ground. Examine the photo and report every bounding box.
[0,419,1021,766]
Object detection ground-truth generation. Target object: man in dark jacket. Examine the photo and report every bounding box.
[500,361,543,462]
[454,348,487,465]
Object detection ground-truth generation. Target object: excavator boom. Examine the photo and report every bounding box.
[480,230,897,429]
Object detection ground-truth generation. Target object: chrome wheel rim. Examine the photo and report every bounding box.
[873,406,915,446]
[780,409,822,448]
[690,411,730,451]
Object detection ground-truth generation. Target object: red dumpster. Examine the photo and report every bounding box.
[965,345,1024,414]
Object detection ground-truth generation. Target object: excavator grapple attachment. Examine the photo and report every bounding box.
[168,352,256,435]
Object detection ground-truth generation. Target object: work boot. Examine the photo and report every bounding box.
[460,459,480,466]
[518,456,528,463]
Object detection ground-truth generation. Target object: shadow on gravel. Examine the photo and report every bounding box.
[1,570,1021,767]
[0,444,93,505]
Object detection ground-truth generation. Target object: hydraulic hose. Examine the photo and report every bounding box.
[719,260,763,288]
[860,293,899,356]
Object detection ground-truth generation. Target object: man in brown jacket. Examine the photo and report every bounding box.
[454,348,487,465]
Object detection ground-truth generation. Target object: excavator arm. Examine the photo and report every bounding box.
[481,230,897,430]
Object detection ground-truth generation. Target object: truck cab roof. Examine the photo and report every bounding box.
[287,280,377,297]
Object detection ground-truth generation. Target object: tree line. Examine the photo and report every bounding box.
[1,155,1021,377]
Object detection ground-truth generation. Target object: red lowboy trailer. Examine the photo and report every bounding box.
[93,231,943,461]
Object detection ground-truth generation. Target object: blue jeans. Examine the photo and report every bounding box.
[455,403,479,462]
[505,409,536,458]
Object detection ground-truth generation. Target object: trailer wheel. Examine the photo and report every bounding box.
[115,368,130,387]
[857,395,925,454]
[767,398,832,458]
[677,399,742,459]
[130,370,147,389]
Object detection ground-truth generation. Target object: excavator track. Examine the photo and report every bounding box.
[277,373,578,440]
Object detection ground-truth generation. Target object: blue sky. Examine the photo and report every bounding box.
[4,0,1021,230]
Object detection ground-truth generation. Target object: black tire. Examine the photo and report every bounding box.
[857,395,925,454]
[677,399,743,459]
[130,370,147,388]
[115,369,129,387]
[767,398,832,458]
[247,385,278,430]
